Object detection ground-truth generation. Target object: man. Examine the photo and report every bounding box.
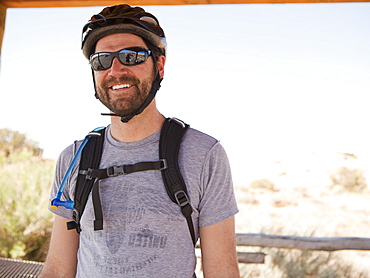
[41,4,239,278]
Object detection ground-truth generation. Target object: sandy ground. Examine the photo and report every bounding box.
[198,151,370,277]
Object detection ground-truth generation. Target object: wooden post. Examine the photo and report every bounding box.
[0,2,6,67]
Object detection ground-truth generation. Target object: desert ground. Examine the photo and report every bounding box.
[198,150,370,277]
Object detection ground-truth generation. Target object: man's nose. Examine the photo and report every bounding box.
[108,57,129,76]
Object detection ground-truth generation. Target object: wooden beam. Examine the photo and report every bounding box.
[236,233,370,251]
[238,252,265,264]
[2,0,369,8]
[0,2,6,59]
[196,247,265,264]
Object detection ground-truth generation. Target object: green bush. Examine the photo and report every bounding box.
[0,156,55,261]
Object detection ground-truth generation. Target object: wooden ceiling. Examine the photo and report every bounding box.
[2,0,370,7]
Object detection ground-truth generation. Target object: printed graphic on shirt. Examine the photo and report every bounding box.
[129,226,168,249]
[82,177,184,276]
[93,253,160,275]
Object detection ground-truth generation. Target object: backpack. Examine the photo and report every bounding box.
[64,118,196,245]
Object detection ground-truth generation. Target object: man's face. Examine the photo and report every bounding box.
[93,33,162,116]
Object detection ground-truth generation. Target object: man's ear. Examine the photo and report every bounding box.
[157,55,166,79]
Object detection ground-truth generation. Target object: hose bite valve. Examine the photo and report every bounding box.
[50,198,74,210]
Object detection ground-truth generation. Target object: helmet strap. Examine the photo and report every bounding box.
[101,73,162,123]
[92,68,99,99]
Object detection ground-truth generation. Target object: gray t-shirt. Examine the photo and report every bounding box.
[49,125,238,278]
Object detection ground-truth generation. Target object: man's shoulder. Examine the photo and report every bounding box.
[57,138,85,167]
[58,125,109,159]
[185,127,218,143]
[181,127,219,154]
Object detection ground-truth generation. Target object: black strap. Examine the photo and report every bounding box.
[67,128,106,233]
[92,179,103,231]
[80,159,167,232]
[80,160,167,180]
[159,118,196,245]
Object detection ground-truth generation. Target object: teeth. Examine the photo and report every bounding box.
[112,84,131,90]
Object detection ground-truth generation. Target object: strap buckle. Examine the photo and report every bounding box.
[80,168,94,180]
[159,159,168,171]
[174,190,189,207]
[72,208,80,223]
[107,165,126,177]
[170,117,186,128]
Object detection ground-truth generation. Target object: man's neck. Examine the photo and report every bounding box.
[109,105,165,143]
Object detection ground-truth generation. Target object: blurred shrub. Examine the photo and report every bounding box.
[0,157,55,261]
[0,128,43,163]
[250,179,276,191]
[269,248,368,278]
[239,247,368,277]
[330,167,367,192]
[0,130,54,262]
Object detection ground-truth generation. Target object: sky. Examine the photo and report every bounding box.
[1,3,370,185]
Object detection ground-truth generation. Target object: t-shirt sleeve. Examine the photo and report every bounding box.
[198,142,239,227]
[48,143,79,221]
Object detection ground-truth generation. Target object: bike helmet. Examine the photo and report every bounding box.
[81,4,167,123]
[82,4,166,59]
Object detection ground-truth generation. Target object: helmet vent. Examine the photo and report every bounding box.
[140,16,158,26]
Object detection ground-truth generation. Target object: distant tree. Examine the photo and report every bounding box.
[0,128,43,158]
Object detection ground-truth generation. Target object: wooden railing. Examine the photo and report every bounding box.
[196,233,370,264]
[234,233,370,264]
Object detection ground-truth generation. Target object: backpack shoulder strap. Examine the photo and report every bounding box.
[67,127,106,233]
[66,119,196,245]
[159,118,196,245]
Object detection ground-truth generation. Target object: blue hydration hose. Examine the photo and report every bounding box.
[50,127,105,210]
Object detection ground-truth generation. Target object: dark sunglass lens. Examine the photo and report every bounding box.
[118,48,150,65]
[91,53,112,71]
[119,50,138,65]
[136,51,148,64]
[90,48,150,70]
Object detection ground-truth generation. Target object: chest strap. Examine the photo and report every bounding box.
[75,159,168,231]
[79,159,167,180]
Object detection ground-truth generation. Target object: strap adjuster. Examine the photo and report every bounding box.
[107,165,126,177]
[174,190,189,207]
[80,168,94,180]
[159,159,168,171]
[67,221,81,233]
[72,208,80,222]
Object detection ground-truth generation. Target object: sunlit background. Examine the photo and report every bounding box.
[1,3,369,185]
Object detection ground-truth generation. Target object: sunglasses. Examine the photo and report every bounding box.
[90,46,152,71]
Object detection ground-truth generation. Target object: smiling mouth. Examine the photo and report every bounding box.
[111,84,133,90]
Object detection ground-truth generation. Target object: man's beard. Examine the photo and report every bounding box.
[96,75,152,116]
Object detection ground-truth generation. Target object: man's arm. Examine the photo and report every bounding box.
[199,216,240,278]
[40,215,80,278]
